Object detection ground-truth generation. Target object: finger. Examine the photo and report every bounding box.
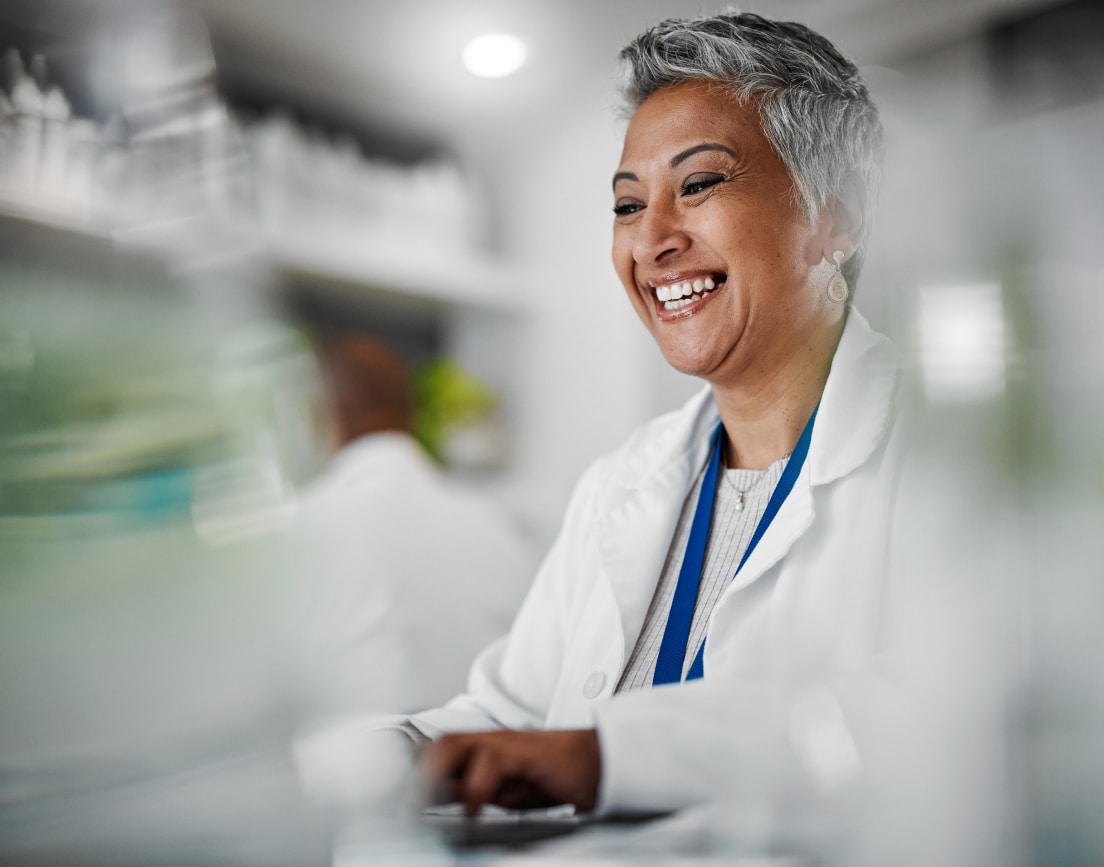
[419,735,477,807]
[494,778,558,811]
[459,744,507,817]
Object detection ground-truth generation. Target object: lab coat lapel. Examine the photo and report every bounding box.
[725,465,815,594]
[808,308,898,488]
[593,390,717,667]
[717,309,896,601]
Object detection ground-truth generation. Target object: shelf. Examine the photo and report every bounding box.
[0,197,525,319]
[264,228,525,315]
[0,195,113,249]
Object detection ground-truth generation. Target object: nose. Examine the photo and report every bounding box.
[632,199,690,265]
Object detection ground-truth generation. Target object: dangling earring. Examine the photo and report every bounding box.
[826,250,849,303]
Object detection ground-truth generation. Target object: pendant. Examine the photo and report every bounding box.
[827,272,849,304]
[735,490,745,512]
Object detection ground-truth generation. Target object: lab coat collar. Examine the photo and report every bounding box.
[593,307,897,663]
[808,308,898,487]
[608,307,897,495]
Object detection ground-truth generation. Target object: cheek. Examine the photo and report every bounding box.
[611,239,653,324]
[611,234,637,291]
[610,229,630,270]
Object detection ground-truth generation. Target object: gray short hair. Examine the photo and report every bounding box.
[619,11,883,287]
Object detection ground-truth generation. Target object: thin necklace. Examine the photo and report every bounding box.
[722,451,792,513]
[723,468,763,512]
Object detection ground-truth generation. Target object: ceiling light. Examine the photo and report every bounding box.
[461,33,526,78]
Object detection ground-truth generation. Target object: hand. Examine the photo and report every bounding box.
[424,728,601,816]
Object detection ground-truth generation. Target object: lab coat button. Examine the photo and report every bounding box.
[582,671,607,699]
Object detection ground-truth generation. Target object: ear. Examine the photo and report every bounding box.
[822,171,867,262]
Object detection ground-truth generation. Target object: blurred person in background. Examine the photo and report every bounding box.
[295,334,535,717]
[305,9,918,831]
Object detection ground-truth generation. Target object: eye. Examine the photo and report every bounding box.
[681,173,724,196]
[612,199,644,217]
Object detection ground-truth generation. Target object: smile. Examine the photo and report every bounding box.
[651,274,727,312]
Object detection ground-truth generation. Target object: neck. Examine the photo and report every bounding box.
[712,319,844,470]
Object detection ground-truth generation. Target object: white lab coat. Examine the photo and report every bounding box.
[295,433,536,716]
[407,309,904,814]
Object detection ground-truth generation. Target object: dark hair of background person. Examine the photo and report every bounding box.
[314,335,414,446]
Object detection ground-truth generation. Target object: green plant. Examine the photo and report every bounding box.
[412,360,496,463]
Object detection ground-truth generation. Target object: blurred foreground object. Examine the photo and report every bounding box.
[0,211,340,864]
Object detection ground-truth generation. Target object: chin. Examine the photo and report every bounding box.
[657,347,719,380]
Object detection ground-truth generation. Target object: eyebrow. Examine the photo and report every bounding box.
[612,171,637,191]
[612,143,738,191]
[671,143,738,166]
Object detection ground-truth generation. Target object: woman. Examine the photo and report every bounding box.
[417,11,898,816]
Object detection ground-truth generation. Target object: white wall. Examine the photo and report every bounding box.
[470,88,699,547]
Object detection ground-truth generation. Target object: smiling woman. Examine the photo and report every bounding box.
[611,82,849,444]
[368,9,900,833]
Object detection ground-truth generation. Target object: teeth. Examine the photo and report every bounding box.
[654,277,722,309]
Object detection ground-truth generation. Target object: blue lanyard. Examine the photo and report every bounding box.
[652,404,819,685]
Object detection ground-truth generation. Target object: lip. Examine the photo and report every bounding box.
[646,270,722,290]
[654,285,723,321]
[644,270,727,322]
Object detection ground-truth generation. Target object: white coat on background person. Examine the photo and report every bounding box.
[294,336,535,717]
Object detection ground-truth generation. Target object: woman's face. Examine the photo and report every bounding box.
[611,81,842,387]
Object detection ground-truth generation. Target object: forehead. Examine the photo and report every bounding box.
[619,81,768,166]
